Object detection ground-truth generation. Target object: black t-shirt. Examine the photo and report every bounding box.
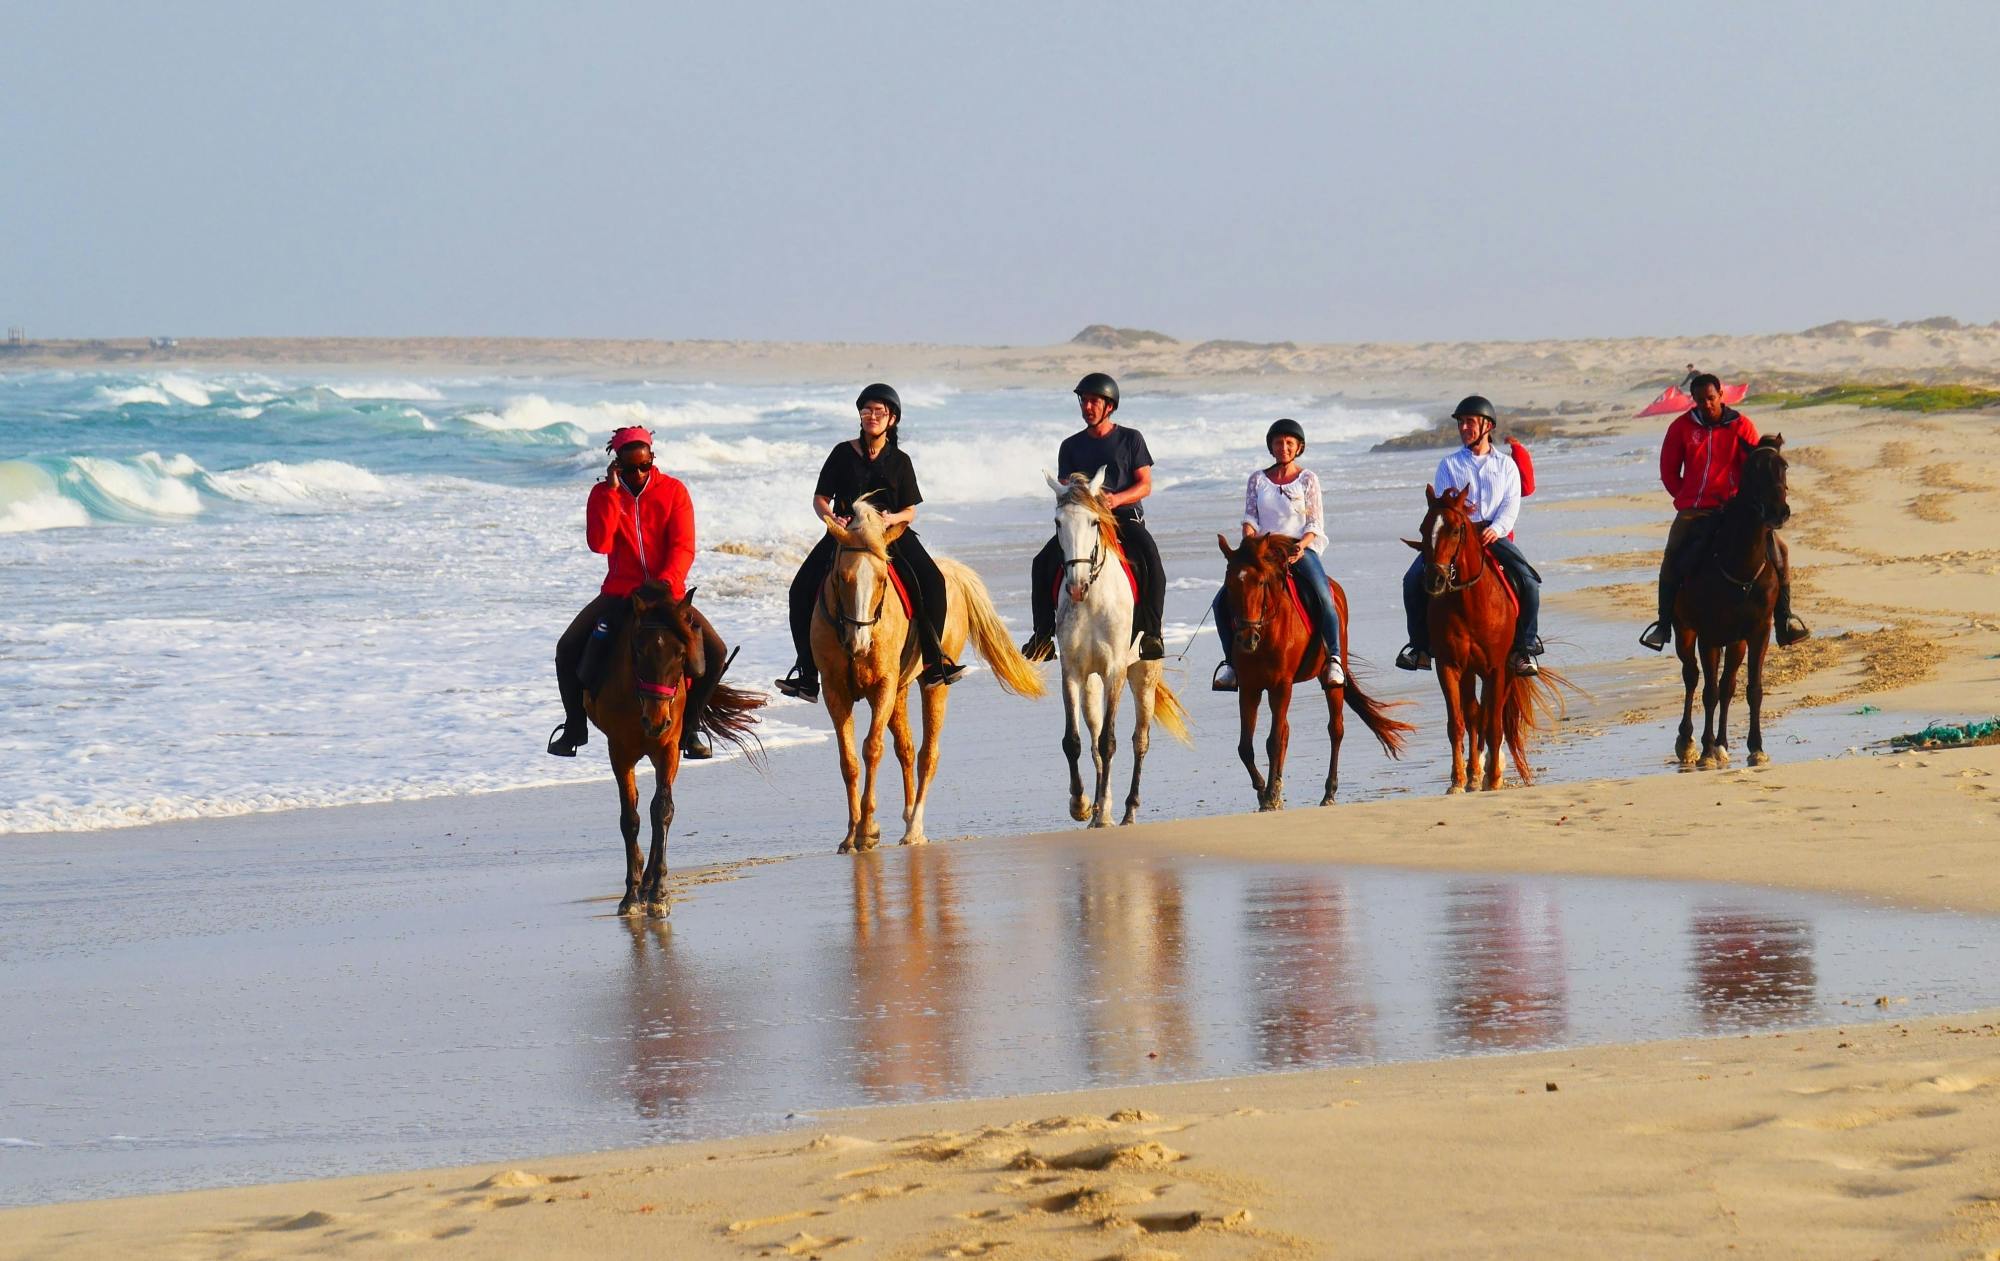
[814,440,922,519]
[1057,425,1153,522]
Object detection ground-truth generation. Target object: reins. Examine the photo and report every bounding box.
[822,545,889,630]
[1424,512,1487,595]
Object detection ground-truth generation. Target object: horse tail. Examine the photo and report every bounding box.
[939,557,1045,699]
[1149,674,1194,747]
[1342,671,1416,758]
[1501,665,1574,782]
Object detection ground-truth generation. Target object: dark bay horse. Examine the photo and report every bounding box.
[1217,534,1413,809]
[584,581,763,916]
[1675,435,1792,769]
[1408,486,1568,793]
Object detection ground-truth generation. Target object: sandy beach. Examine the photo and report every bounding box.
[6,325,2000,1258]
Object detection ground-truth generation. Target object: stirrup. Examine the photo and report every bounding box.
[1395,645,1431,672]
[1776,616,1812,647]
[1212,662,1238,692]
[773,668,819,702]
[546,722,585,757]
[1638,620,1671,652]
[1019,633,1055,663]
[920,660,967,687]
[680,731,713,760]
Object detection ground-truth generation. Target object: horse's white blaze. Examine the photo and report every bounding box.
[849,560,875,655]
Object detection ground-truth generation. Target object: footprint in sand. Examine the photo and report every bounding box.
[262,1210,340,1232]
[781,1230,857,1255]
[834,1163,896,1180]
[1010,1142,1185,1172]
[476,1169,580,1189]
[726,1207,832,1234]
[835,1182,926,1204]
[1031,1183,1164,1215]
[942,1242,1009,1258]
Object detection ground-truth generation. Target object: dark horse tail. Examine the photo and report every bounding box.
[1500,665,1573,782]
[1342,670,1416,758]
[693,646,768,767]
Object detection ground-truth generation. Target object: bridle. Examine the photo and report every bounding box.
[1423,509,1486,596]
[822,545,888,634]
[630,614,685,703]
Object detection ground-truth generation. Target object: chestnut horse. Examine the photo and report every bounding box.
[584,581,764,916]
[813,499,1043,853]
[1674,435,1792,769]
[1408,486,1568,793]
[1217,533,1414,809]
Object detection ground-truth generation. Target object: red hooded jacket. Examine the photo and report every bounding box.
[587,471,695,598]
[1660,408,1761,512]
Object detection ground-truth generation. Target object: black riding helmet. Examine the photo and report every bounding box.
[1452,395,1497,422]
[1265,417,1306,453]
[856,382,902,420]
[1074,372,1119,412]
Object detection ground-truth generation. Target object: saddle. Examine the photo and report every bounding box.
[1487,548,1521,624]
[1283,572,1339,652]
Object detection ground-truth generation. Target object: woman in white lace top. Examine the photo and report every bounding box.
[1213,418,1345,690]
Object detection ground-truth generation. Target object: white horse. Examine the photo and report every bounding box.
[1046,470,1191,827]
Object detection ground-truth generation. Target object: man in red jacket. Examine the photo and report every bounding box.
[549,425,726,759]
[1639,375,1810,651]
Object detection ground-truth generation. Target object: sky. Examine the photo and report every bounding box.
[4,1,1997,344]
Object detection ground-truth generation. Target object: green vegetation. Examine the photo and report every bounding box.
[1741,382,2000,413]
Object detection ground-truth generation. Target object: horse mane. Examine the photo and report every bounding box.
[1056,473,1121,558]
[830,495,894,560]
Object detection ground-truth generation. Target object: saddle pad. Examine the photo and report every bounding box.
[884,562,913,619]
[1284,573,1341,653]
[1484,547,1521,623]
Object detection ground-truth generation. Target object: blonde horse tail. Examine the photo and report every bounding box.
[1149,674,1194,746]
[1501,664,1575,782]
[940,558,1045,699]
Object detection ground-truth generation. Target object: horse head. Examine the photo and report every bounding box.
[1412,484,1478,596]
[1738,434,1791,528]
[822,498,902,655]
[1048,467,1119,606]
[1217,532,1293,654]
[628,581,698,743]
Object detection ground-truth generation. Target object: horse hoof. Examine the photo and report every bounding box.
[1446,784,1465,795]
[900,832,928,846]
[646,901,668,919]
[617,897,639,917]
[1696,754,1717,770]
[1748,751,1770,767]
[837,839,855,855]
[1069,799,1091,822]
[1088,814,1109,830]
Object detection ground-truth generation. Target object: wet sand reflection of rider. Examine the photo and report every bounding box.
[617,917,728,1122]
[1436,883,1569,1050]
[1070,858,1194,1076]
[1688,910,1816,1031]
[847,846,970,1101]
[1245,875,1376,1067]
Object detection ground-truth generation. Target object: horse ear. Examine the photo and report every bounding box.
[677,586,697,611]
[1217,532,1235,560]
[821,513,852,546]
[1404,538,1425,551]
[1087,466,1107,497]
[1425,483,1438,507]
[883,519,909,545]
[1044,469,1065,496]
[1763,433,1784,450]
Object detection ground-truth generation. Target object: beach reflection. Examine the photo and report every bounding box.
[1244,875,1376,1067]
[1688,910,1817,1030]
[1071,858,1195,1075]
[618,917,728,1120]
[845,845,970,1101]
[1436,883,1569,1050]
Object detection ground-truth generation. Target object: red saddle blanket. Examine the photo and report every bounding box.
[884,563,912,618]
[1487,548,1521,622]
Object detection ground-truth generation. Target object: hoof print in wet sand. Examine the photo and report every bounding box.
[263,1210,339,1232]
[781,1229,856,1256]
[1013,1141,1185,1172]
[726,1208,831,1234]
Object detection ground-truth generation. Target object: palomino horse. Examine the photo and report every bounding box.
[1408,485,1568,793]
[1047,471,1191,827]
[584,581,764,916]
[1217,533,1414,810]
[1674,435,1792,770]
[812,499,1043,853]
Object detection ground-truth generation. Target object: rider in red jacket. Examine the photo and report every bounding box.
[550,426,727,759]
[1639,375,1809,651]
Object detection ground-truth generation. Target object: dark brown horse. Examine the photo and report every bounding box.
[1408,486,1568,793]
[584,581,763,916]
[1217,534,1413,810]
[1674,435,1791,769]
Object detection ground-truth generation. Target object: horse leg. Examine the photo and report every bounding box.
[1696,641,1724,769]
[906,684,950,845]
[1088,673,1121,828]
[613,749,644,916]
[857,685,893,848]
[1675,627,1700,766]
[888,690,920,844]
[1238,682,1268,805]
[1746,633,1771,766]
[1320,681,1344,807]
[1480,673,1508,792]
[1263,678,1294,811]
[827,690,865,853]
[641,747,676,917]
[1062,672,1089,822]
[1712,640,1745,767]
[1438,663,1469,794]
[1120,662,1154,826]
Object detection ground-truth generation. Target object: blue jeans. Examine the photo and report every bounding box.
[1213,549,1343,663]
[1403,539,1541,653]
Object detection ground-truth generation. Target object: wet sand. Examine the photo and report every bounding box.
[7,330,2000,1256]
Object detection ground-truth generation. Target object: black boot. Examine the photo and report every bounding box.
[547,718,587,757]
[1775,587,1811,647]
[774,664,819,703]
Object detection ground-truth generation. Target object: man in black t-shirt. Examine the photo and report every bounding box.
[1021,372,1167,662]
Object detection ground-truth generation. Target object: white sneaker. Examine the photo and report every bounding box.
[1211,662,1238,692]
[1324,659,1345,688]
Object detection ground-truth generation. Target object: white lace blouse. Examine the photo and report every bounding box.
[1243,467,1326,554]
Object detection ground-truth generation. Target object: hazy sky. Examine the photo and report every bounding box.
[6,2,1996,344]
